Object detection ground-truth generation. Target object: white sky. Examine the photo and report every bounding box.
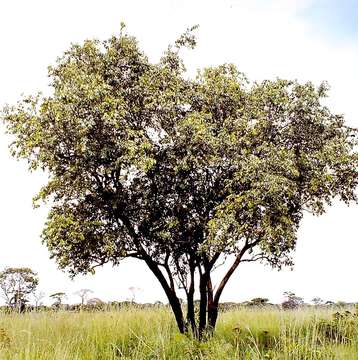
[0,0,357,305]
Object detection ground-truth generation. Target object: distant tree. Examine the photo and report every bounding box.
[74,289,93,305]
[325,300,335,306]
[2,26,357,338]
[128,286,141,303]
[87,297,104,306]
[33,290,46,308]
[311,297,324,306]
[49,292,67,307]
[0,268,39,311]
[249,297,269,306]
[282,291,304,309]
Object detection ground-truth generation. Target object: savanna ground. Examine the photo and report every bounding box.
[0,306,357,360]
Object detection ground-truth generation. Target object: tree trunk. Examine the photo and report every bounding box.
[186,264,197,336]
[140,248,249,339]
[198,271,208,339]
[207,301,219,329]
[144,257,186,333]
[207,275,218,330]
[167,293,186,334]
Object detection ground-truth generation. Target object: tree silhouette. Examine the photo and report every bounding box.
[74,289,93,305]
[33,290,46,308]
[0,268,39,311]
[49,292,67,307]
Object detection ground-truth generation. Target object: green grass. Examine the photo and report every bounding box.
[0,306,357,359]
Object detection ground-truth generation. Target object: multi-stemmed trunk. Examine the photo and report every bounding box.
[120,212,256,339]
[167,274,222,339]
[145,258,236,340]
[132,225,252,340]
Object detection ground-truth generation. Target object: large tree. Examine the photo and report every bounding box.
[0,267,39,311]
[2,27,357,337]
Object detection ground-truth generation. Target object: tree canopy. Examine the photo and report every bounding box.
[2,26,357,337]
[0,267,39,310]
[49,292,67,307]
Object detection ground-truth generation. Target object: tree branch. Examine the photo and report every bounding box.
[213,238,261,304]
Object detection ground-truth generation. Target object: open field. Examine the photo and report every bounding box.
[0,307,358,359]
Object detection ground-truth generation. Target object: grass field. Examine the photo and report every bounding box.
[0,306,357,359]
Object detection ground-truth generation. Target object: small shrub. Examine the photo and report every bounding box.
[317,311,357,344]
[0,328,10,348]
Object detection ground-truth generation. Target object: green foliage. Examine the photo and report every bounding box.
[2,26,357,335]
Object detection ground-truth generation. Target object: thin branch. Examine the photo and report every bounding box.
[173,257,189,295]
[212,258,226,272]
[213,237,262,304]
[241,252,269,263]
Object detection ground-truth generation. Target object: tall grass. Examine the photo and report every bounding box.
[0,306,357,359]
